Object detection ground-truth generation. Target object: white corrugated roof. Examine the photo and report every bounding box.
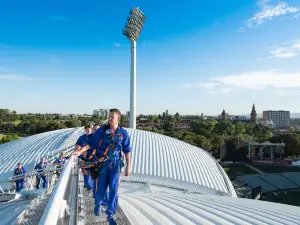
[0,128,82,182]
[0,127,235,196]
[119,191,300,225]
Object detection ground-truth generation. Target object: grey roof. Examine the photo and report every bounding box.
[0,127,235,196]
[237,173,300,192]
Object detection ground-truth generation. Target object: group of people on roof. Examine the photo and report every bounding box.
[13,108,130,225]
[73,108,132,225]
[13,152,69,192]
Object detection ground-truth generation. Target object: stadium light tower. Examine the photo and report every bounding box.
[123,7,146,129]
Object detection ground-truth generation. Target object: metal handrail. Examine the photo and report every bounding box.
[39,155,75,225]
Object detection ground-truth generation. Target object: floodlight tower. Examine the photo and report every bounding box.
[123,7,146,129]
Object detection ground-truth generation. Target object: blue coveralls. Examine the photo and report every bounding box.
[35,162,48,189]
[88,125,131,217]
[76,133,94,190]
[14,167,27,192]
[54,156,69,177]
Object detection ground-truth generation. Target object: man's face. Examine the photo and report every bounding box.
[18,164,22,169]
[93,125,100,133]
[41,158,45,163]
[60,153,64,158]
[109,112,119,125]
[85,127,92,134]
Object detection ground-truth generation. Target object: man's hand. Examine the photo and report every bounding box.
[72,151,81,157]
[124,165,130,176]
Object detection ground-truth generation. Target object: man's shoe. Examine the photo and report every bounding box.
[94,205,101,216]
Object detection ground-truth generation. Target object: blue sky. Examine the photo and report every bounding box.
[0,0,300,116]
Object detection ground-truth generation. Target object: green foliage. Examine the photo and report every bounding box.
[269,133,300,156]
[2,108,300,158]
[0,134,19,144]
[214,121,235,136]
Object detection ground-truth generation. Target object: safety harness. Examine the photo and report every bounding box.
[79,125,125,178]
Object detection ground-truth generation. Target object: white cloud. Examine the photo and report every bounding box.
[0,74,35,81]
[213,70,300,89]
[247,1,299,27]
[260,40,300,59]
[114,42,121,47]
[294,12,300,18]
[197,82,233,94]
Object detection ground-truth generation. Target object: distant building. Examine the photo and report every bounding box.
[263,110,290,127]
[250,104,257,124]
[232,115,249,122]
[93,109,109,118]
[166,110,169,116]
[218,109,230,120]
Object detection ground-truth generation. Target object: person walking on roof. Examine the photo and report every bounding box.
[75,124,94,192]
[14,163,27,192]
[73,108,131,225]
[35,157,48,189]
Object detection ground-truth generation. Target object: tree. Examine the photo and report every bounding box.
[174,112,180,122]
[214,121,235,136]
[234,121,246,134]
[0,134,19,144]
[65,119,82,128]
[193,135,211,150]
[270,133,300,156]
[252,124,273,142]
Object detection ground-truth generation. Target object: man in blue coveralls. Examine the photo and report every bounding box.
[14,163,27,192]
[53,152,69,178]
[75,124,94,191]
[73,108,131,225]
[93,123,100,133]
[35,157,48,189]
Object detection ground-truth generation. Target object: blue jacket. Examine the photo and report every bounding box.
[14,167,27,178]
[35,162,47,175]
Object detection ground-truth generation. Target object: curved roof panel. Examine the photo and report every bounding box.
[0,127,235,196]
[119,192,300,225]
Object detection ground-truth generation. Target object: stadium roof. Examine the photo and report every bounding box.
[0,127,236,196]
[119,191,300,225]
[2,127,300,224]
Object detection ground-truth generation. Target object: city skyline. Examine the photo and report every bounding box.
[0,0,300,115]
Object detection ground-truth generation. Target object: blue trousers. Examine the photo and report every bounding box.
[36,176,47,189]
[83,168,94,190]
[15,179,24,192]
[94,163,120,216]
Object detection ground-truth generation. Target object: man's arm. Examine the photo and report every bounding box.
[74,144,82,152]
[72,144,90,156]
[124,153,131,176]
[121,130,132,176]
